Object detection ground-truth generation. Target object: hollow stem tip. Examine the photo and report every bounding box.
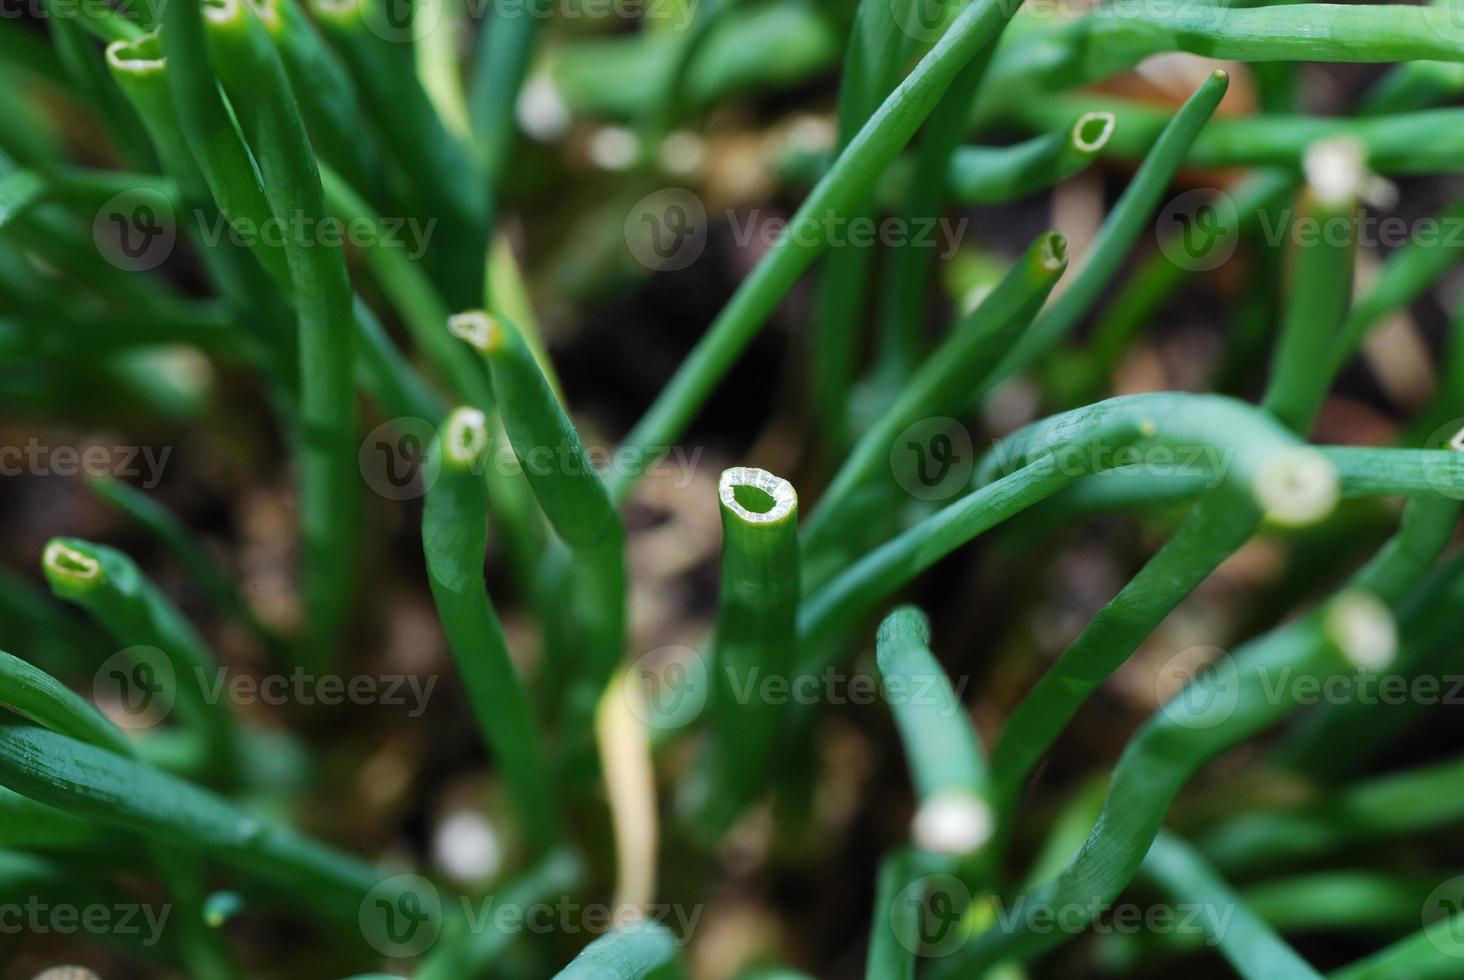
[1324,589,1397,672]
[203,0,280,33]
[41,539,104,598]
[718,467,798,527]
[1037,231,1067,273]
[1252,448,1340,527]
[1071,111,1116,155]
[448,310,504,356]
[442,406,489,469]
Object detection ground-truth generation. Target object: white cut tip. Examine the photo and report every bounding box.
[590,126,641,171]
[1254,449,1339,527]
[1304,136,1368,208]
[516,75,571,143]
[1325,590,1396,671]
[447,310,500,353]
[42,541,101,584]
[718,467,797,525]
[443,407,489,465]
[1071,111,1116,154]
[912,790,993,856]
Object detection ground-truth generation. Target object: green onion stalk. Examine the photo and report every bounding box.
[422,406,560,854]
[695,467,800,835]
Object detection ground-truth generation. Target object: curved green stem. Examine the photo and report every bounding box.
[802,231,1067,577]
[41,537,239,783]
[1140,830,1323,980]
[876,607,991,857]
[422,407,559,854]
[204,0,358,668]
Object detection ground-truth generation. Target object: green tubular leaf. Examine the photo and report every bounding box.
[802,231,1068,570]
[105,31,298,385]
[310,0,486,308]
[930,505,1440,976]
[1279,500,1464,774]
[876,607,991,857]
[1362,61,1464,115]
[1017,98,1464,175]
[610,0,1032,502]
[700,467,800,833]
[469,0,544,185]
[989,484,1260,831]
[1139,831,1323,980]
[0,21,69,87]
[983,3,1464,112]
[416,850,584,980]
[44,6,154,170]
[1331,913,1464,980]
[0,651,130,756]
[874,49,996,385]
[0,721,403,926]
[256,0,381,200]
[797,461,1085,659]
[800,392,1334,660]
[865,847,919,980]
[0,169,46,232]
[0,785,108,850]
[452,311,616,550]
[1048,445,1464,516]
[549,3,836,120]
[981,71,1228,392]
[947,111,1115,203]
[816,0,959,440]
[1324,447,1464,498]
[1262,143,1362,435]
[352,295,447,422]
[203,0,359,666]
[453,310,626,696]
[1106,871,1464,967]
[1198,754,1464,875]
[40,537,238,781]
[159,0,292,291]
[422,407,559,854]
[553,920,686,979]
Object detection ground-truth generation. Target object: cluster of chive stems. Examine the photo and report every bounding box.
[7,0,1464,975]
